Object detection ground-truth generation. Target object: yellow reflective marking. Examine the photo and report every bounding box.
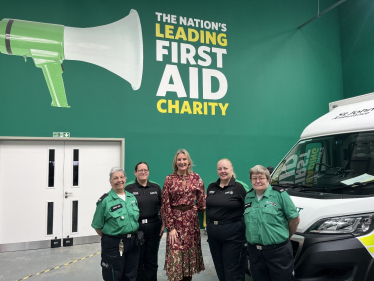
[360,233,374,246]
[15,252,98,281]
[369,246,374,253]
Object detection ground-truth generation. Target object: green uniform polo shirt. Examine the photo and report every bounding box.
[244,185,299,246]
[91,188,140,236]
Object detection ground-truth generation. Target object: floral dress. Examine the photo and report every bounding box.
[161,172,206,281]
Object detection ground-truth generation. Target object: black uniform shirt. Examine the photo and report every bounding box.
[206,177,247,221]
[125,180,161,220]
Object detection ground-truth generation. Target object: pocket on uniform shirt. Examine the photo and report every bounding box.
[109,209,129,227]
[131,204,139,213]
[243,208,252,225]
[261,206,279,224]
[130,204,140,221]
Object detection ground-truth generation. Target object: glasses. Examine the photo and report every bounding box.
[251,177,267,182]
[137,169,149,173]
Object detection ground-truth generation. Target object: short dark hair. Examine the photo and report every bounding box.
[135,161,149,171]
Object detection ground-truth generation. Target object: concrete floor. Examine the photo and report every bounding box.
[1,231,248,281]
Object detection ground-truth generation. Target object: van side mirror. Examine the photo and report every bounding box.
[267,166,274,175]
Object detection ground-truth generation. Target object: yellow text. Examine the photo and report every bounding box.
[156,24,227,47]
[157,99,229,116]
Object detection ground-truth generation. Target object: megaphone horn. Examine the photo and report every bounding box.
[64,9,143,90]
[0,9,143,108]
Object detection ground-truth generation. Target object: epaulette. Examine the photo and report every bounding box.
[98,193,108,202]
[272,186,285,193]
[246,188,253,194]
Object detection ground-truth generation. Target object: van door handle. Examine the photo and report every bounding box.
[65,191,73,198]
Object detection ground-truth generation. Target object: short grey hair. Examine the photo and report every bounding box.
[249,165,271,182]
[109,167,126,181]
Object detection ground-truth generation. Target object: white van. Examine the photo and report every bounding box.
[270,93,374,281]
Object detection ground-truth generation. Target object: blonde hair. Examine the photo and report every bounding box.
[172,149,193,173]
[218,158,236,178]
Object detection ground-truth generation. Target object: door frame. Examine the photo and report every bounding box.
[0,136,124,252]
[0,137,125,169]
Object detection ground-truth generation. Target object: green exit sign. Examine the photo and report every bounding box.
[53,132,70,138]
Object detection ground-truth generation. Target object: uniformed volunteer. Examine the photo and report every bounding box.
[92,167,141,281]
[206,158,247,281]
[244,165,300,281]
[125,162,165,281]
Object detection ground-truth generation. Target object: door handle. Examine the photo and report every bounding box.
[65,191,73,198]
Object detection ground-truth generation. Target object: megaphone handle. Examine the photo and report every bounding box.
[35,60,70,108]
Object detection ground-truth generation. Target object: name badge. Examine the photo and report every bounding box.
[244,202,252,209]
[110,204,123,212]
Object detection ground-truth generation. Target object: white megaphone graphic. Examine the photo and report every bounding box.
[0,9,143,108]
[65,9,143,90]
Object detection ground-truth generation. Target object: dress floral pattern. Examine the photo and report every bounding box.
[161,172,206,281]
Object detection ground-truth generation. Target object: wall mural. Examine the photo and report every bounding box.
[0,9,143,108]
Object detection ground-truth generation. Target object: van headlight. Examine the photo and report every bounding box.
[306,213,374,236]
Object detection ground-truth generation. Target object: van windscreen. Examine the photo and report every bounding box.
[272,131,374,196]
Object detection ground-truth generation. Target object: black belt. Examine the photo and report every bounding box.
[103,233,136,239]
[249,239,289,250]
[139,217,160,224]
[171,205,194,212]
[209,217,243,225]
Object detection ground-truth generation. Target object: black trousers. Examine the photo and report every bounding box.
[207,220,246,281]
[101,234,140,281]
[137,219,162,281]
[247,240,294,281]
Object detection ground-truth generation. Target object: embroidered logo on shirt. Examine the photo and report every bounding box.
[110,204,123,212]
[209,191,215,194]
[266,201,277,207]
[102,262,109,268]
[150,191,158,195]
[133,192,139,195]
[225,191,233,195]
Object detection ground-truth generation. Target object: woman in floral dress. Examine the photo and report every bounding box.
[161,149,206,281]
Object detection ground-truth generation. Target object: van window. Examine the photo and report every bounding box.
[272,131,374,196]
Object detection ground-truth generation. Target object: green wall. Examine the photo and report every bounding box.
[0,0,343,188]
[339,0,374,98]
